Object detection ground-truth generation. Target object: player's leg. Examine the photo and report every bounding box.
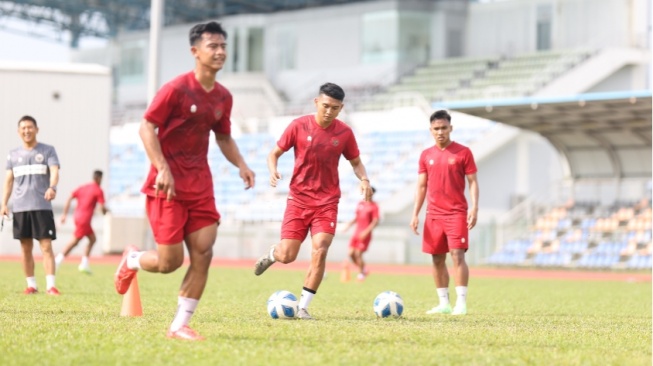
[35,210,58,295]
[297,204,337,320]
[19,238,38,294]
[165,223,216,340]
[446,216,469,315]
[14,212,37,293]
[354,249,367,281]
[424,217,452,314]
[55,236,81,270]
[114,196,186,295]
[297,232,334,320]
[38,238,59,295]
[77,233,96,274]
[254,203,308,275]
[450,248,468,314]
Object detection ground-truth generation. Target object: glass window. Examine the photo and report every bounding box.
[119,40,145,83]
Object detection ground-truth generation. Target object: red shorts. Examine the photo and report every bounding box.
[422,215,469,255]
[146,196,220,245]
[281,201,338,241]
[74,220,94,239]
[349,232,371,252]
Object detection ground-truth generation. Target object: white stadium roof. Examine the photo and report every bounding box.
[435,90,652,180]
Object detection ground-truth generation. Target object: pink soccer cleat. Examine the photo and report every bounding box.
[46,287,61,296]
[23,287,38,295]
[166,326,206,341]
[114,245,139,295]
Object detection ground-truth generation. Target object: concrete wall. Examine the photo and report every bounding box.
[0,62,111,212]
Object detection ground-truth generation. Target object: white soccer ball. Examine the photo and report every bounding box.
[373,291,404,318]
[267,290,299,319]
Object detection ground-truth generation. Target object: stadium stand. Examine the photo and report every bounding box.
[358,49,593,110]
[107,121,496,223]
[487,199,652,269]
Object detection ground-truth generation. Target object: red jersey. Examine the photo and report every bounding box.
[354,201,380,232]
[72,182,105,224]
[278,115,360,207]
[418,141,477,218]
[141,71,231,200]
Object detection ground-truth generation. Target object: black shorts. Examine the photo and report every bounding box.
[13,210,57,240]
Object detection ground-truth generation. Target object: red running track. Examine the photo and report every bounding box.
[1,255,649,282]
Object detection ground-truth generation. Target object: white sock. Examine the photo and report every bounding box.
[46,275,56,289]
[127,251,144,270]
[169,297,199,332]
[80,256,89,267]
[299,287,316,309]
[455,286,468,306]
[268,245,277,262]
[26,276,37,289]
[55,253,64,266]
[437,287,450,306]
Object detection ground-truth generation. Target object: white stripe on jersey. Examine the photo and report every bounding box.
[13,164,47,177]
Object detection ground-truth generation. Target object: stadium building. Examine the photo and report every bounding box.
[0,0,650,268]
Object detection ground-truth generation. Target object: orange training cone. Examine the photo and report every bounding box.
[120,275,143,317]
[340,264,350,283]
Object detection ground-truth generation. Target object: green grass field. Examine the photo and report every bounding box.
[0,262,650,366]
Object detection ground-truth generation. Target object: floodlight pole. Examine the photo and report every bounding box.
[147,0,164,105]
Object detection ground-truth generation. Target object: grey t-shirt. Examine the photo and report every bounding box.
[6,143,60,212]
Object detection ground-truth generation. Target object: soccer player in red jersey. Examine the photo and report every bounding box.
[113,22,255,341]
[410,110,479,316]
[254,83,373,320]
[56,170,109,274]
[341,187,380,282]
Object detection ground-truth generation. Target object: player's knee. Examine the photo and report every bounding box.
[158,258,183,274]
[312,246,329,260]
[451,252,466,266]
[275,249,297,264]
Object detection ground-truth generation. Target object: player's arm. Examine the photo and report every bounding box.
[139,119,175,200]
[359,216,379,240]
[45,165,59,201]
[466,173,479,230]
[410,173,427,235]
[60,194,74,223]
[349,157,373,201]
[216,133,255,189]
[267,145,285,187]
[1,169,13,217]
[99,203,109,215]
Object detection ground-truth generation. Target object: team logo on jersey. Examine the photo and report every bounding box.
[190,104,197,113]
[461,238,466,243]
[214,108,223,120]
[35,154,44,163]
[429,159,434,165]
[331,138,339,147]
[330,222,334,228]
[448,157,456,165]
[307,136,312,142]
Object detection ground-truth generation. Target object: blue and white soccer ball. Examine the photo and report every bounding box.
[373,291,404,318]
[267,290,299,319]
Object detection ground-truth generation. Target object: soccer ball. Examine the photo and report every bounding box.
[267,290,299,319]
[373,291,404,318]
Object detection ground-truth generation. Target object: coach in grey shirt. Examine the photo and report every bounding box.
[1,115,61,295]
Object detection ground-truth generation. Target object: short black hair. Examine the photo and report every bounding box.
[93,170,103,179]
[371,186,376,194]
[319,83,345,102]
[430,110,451,123]
[18,115,37,127]
[189,21,228,45]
